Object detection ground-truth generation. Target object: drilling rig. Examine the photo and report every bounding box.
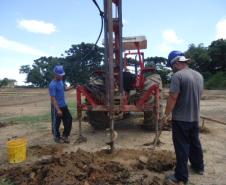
[76,0,163,152]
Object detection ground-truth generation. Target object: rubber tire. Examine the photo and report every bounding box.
[142,74,163,131]
[87,111,110,130]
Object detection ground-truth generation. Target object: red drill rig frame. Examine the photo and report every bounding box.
[75,0,161,152]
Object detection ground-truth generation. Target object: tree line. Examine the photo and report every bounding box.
[18,39,226,89]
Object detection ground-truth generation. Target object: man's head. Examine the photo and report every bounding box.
[167,50,190,72]
[53,65,65,80]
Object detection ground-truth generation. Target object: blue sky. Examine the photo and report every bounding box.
[0,0,226,85]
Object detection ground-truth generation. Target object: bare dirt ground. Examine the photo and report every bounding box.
[0,88,226,185]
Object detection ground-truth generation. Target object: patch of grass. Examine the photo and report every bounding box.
[2,114,50,130]
[2,100,77,124]
[6,113,50,124]
[67,100,77,120]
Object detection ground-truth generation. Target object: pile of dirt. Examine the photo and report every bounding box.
[95,149,175,172]
[29,144,63,157]
[0,148,176,185]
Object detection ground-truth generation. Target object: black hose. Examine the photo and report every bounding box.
[92,0,104,45]
[79,0,104,62]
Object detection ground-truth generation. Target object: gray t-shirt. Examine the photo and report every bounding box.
[170,67,203,122]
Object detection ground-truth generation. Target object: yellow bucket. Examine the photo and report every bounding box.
[7,138,27,163]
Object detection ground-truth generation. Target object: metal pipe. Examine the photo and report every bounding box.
[105,0,115,153]
[200,115,226,126]
[153,86,160,148]
[75,87,87,143]
[118,0,124,100]
[104,0,109,106]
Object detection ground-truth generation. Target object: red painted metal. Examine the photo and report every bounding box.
[136,84,159,106]
[77,104,155,112]
[76,86,82,125]
[76,86,97,107]
[76,83,159,112]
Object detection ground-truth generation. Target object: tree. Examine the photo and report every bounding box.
[144,56,167,67]
[63,43,104,84]
[20,57,63,87]
[20,43,104,87]
[185,43,212,79]
[0,78,16,87]
[208,39,226,72]
[19,65,31,74]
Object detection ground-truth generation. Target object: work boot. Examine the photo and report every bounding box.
[165,174,187,185]
[190,165,204,175]
[62,136,70,143]
[54,137,63,144]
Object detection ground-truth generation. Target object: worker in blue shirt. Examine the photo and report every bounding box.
[49,65,74,143]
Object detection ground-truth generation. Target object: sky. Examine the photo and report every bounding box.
[0,0,226,85]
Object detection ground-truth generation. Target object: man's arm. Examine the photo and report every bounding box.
[163,92,179,124]
[50,96,63,117]
[165,92,179,116]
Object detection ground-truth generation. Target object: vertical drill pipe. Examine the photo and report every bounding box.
[153,86,160,148]
[104,0,110,106]
[118,0,124,101]
[76,87,82,137]
[105,0,115,152]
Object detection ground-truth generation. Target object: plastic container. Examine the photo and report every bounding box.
[7,138,27,163]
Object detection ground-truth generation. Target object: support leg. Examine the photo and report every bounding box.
[75,110,87,144]
[75,87,87,144]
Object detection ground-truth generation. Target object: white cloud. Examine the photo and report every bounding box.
[155,29,184,57]
[216,18,226,39]
[18,19,56,34]
[123,19,128,26]
[158,42,172,53]
[0,68,26,85]
[0,35,47,56]
[162,29,183,44]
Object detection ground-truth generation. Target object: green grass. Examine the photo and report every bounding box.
[8,113,50,123]
[67,100,77,116]
[2,100,77,124]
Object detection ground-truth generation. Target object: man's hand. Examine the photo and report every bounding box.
[57,110,63,117]
[65,85,76,91]
[162,114,170,126]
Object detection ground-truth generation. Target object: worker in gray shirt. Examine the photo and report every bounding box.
[163,51,204,185]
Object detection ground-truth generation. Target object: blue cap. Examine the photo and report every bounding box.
[54,65,65,76]
[167,50,189,67]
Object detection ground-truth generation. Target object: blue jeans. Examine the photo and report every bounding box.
[172,120,204,183]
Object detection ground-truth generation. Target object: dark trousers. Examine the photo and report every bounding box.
[172,120,204,183]
[51,105,72,139]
